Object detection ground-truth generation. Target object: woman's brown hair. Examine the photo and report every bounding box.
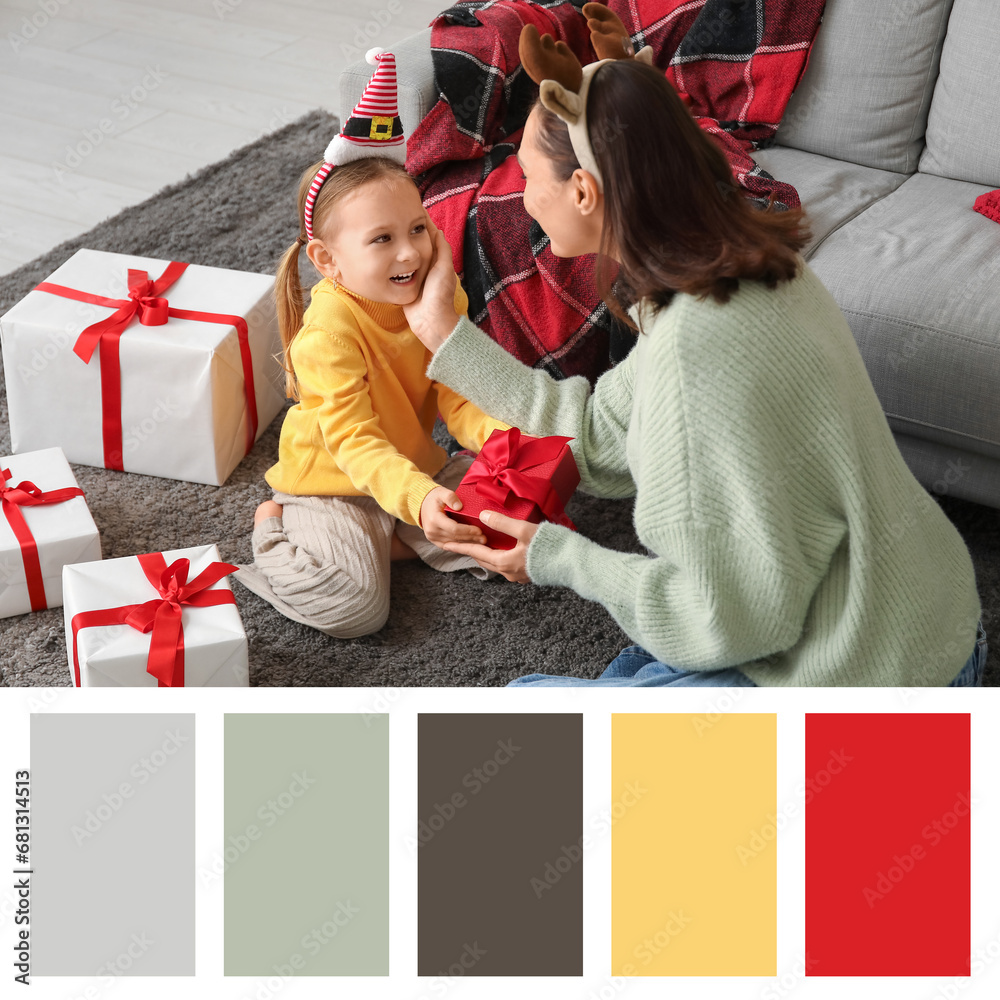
[275,157,415,398]
[531,58,811,329]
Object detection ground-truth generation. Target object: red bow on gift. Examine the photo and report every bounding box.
[1,466,85,612]
[70,553,238,688]
[71,265,183,355]
[34,261,259,471]
[464,427,576,529]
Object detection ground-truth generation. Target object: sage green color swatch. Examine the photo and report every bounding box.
[224,714,389,976]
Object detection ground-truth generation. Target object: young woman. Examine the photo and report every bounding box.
[400,20,987,686]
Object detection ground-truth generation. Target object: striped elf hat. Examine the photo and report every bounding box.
[303,47,407,241]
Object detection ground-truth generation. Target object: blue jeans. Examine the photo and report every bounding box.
[506,620,988,687]
[948,619,989,687]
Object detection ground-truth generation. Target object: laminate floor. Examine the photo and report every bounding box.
[0,0,444,274]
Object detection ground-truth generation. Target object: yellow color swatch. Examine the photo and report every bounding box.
[612,713,776,976]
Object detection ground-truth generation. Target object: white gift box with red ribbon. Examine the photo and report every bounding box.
[0,248,285,486]
[1,447,101,619]
[63,543,248,687]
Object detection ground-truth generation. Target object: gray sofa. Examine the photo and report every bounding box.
[342,0,1000,510]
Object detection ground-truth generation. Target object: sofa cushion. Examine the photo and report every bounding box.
[892,432,1000,505]
[339,27,435,137]
[919,0,1000,187]
[776,0,954,174]
[807,172,1000,459]
[751,146,909,257]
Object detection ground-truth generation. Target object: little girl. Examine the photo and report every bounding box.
[236,49,507,637]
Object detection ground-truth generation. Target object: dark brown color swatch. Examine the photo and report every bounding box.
[417,713,583,976]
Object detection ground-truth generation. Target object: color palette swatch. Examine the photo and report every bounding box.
[417,713,583,976]
[224,714,389,976]
[31,713,195,975]
[25,709,976,985]
[612,713,777,976]
[806,713,971,976]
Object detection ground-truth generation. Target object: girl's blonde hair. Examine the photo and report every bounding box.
[275,157,415,399]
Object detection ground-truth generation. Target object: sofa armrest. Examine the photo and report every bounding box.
[339,27,436,135]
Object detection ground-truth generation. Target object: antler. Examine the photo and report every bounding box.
[582,2,635,60]
[516,3,662,191]
[518,22,583,92]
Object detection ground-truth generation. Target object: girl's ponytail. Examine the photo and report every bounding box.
[274,236,307,401]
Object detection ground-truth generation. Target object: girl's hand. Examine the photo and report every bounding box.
[404,217,461,354]
[435,510,538,584]
[420,485,486,547]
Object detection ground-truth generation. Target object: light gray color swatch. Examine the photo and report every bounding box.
[31,713,195,976]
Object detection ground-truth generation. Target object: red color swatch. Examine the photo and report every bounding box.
[806,714,970,976]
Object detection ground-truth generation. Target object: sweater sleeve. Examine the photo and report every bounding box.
[294,324,437,525]
[525,519,819,670]
[430,280,510,449]
[426,315,636,498]
[434,381,511,450]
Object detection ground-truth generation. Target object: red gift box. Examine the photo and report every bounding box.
[445,428,579,549]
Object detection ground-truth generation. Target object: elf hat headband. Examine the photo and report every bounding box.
[303,47,408,241]
[518,2,653,194]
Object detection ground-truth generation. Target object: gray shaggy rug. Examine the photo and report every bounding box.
[0,110,996,686]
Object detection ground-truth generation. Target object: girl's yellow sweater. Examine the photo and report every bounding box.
[266,278,508,525]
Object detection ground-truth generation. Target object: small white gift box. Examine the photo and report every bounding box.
[1,447,101,619]
[63,543,248,687]
[0,248,285,486]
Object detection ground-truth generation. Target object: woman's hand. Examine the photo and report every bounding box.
[435,510,539,583]
[420,485,486,547]
[404,217,461,354]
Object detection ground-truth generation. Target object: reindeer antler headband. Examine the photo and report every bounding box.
[518,2,653,193]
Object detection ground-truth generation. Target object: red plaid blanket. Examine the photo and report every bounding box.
[407,0,826,382]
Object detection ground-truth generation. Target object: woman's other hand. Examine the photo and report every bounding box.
[437,510,539,584]
[404,217,461,354]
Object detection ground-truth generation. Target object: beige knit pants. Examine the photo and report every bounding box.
[234,455,488,637]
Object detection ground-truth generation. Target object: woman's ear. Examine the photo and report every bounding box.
[571,167,603,216]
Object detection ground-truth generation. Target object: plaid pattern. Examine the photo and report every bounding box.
[408,0,826,382]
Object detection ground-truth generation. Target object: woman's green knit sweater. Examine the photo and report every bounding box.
[426,261,981,685]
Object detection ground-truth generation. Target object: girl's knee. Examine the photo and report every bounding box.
[250,501,392,635]
[304,580,390,638]
[313,591,390,638]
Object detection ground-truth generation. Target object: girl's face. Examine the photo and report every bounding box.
[517,106,604,258]
[312,178,432,305]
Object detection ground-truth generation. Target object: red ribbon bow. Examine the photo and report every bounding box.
[1,466,85,612]
[70,553,238,688]
[34,261,259,471]
[464,428,576,528]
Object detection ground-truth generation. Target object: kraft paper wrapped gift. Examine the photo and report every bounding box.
[1,447,101,619]
[64,544,248,688]
[0,248,285,486]
[445,428,580,549]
